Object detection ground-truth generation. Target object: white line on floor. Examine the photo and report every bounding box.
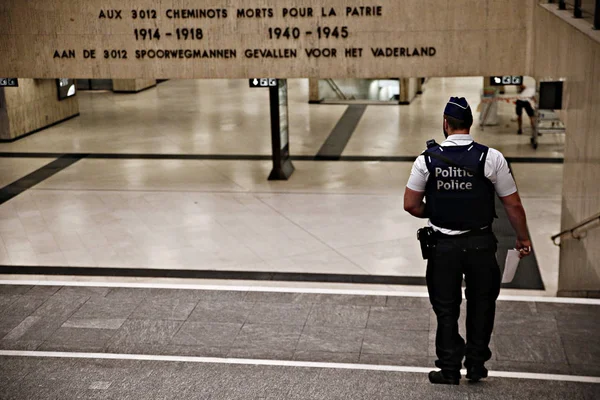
[1,279,599,305]
[1,350,598,384]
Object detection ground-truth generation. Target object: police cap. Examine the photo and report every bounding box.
[444,97,473,125]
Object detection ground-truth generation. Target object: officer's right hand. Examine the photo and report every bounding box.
[516,239,532,258]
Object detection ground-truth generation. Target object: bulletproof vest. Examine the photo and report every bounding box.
[424,142,496,231]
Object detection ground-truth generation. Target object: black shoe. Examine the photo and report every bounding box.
[428,370,460,385]
[517,129,522,135]
[466,365,488,382]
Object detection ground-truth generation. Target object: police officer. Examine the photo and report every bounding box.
[404,97,532,385]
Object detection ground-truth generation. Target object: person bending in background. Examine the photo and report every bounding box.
[515,84,536,135]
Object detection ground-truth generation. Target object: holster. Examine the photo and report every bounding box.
[417,227,436,260]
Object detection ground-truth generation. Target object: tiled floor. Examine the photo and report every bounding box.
[346,77,565,159]
[1,355,597,400]
[0,80,346,156]
[0,78,565,158]
[0,158,54,188]
[0,284,599,399]
[0,159,562,293]
[0,77,564,297]
[1,284,598,377]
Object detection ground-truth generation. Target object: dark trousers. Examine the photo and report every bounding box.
[426,232,501,376]
[516,100,535,117]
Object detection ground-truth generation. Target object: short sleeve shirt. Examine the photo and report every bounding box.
[518,87,536,107]
[406,134,518,234]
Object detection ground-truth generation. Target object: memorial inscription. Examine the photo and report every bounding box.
[4,1,497,79]
[50,5,401,63]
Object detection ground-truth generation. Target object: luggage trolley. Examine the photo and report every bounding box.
[531,81,565,149]
[531,109,565,149]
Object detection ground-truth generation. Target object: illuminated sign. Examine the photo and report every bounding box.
[491,76,523,86]
[56,79,76,100]
[249,78,278,88]
[0,78,18,87]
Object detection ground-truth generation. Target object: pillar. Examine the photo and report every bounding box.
[557,66,600,297]
[0,79,79,141]
[532,3,600,297]
[416,78,425,95]
[399,78,418,105]
[308,78,321,103]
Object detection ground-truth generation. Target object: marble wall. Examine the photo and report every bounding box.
[0,0,536,79]
[0,79,79,141]
[533,4,600,297]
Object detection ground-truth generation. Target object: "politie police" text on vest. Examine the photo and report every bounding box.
[435,167,474,191]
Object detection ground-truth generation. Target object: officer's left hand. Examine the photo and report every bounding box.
[516,239,532,258]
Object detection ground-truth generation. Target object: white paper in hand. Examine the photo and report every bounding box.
[502,249,521,283]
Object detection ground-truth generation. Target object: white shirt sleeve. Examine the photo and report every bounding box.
[484,148,518,197]
[519,87,536,100]
[406,155,429,192]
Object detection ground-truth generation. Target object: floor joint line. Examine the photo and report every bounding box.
[0,350,597,383]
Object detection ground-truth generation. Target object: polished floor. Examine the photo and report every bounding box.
[0,77,564,296]
[0,78,565,158]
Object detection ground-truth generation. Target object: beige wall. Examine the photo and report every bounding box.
[533,5,600,297]
[0,79,79,141]
[112,79,156,93]
[0,0,536,79]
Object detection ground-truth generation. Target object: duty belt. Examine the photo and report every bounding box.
[433,226,492,238]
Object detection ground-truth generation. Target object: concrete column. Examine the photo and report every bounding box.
[416,78,424,95]
[399,78,418,105]
[0,88,9,139]
[308,78,321,103]
[558,74,600,297]
[531,3,600,297]
[112,79,156,93]
[0,79,79,141]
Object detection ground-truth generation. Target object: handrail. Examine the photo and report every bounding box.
[574,0,582,18]
[550,0,600,35]
[325,79,348,100]
[552,212,600,246]
[324,79,355,100]
[559,0,567,10]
